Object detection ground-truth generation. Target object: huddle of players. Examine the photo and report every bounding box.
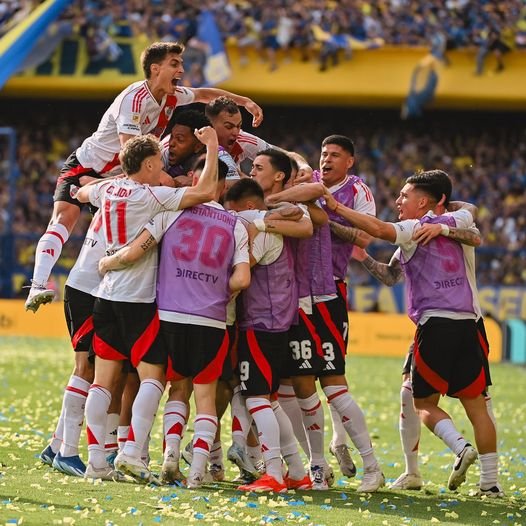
[33,41,502,497]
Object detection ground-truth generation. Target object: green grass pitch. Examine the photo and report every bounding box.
[0,336,524,525]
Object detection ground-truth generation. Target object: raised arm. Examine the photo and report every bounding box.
[177,126,218,208]
[191,87,263,127]
[324,188,397,243]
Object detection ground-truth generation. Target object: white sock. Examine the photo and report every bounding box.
[104,413,119,456]
[122,379,164,458]
[58,375,90,457]
[117,426,129,452]
[163,400,187,456]
[479,452,498,489]
[246,397,282,482]
[210,441,223,467]
[399,380,421,475]
[328,399,348,447]
[297,393,326,467]
[277,384,309,457]
[324,385,378,471]
[191,414,218,478]
[433,419,468,455]
[231,386,251,447]
[33,223,69,286]
[272,400,305,480]
[85,384,111,469]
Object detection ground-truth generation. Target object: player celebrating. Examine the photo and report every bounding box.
[25,41,263,313]
[324,169,502,497]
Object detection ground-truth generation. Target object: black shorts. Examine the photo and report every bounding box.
[162,322,229,384]
[313,297,348,377]
[285,309,326,377]
[404,320,492,388]
[92,298,165,368]
[411,317,486,399]
[64,285,95,353]
[237,329,288,396]
[54,151,103,208]
[219,324,238,382]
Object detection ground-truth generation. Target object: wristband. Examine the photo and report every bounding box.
[440,224,450,237]
[254,218,267,232]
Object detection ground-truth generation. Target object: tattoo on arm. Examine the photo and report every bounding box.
[140,235,156,253]
[448,227,481,247]
[361,255,403,286]
[329,220,359,243]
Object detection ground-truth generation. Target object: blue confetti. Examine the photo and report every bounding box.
[287,500,305,507]
[194,513,204,519]
[320,504,332,510]
[246,502,258,508]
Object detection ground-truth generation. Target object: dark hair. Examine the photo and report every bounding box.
[205,96,240,120]
[192,158,229,181]
[141,42,184,79]
[289,156,299,173]
[163,110,210,139]
[406,169,452,205]
[120,134,160,176]
[321,134,355,156]
[256,148,293,185]
[225,178,265,203]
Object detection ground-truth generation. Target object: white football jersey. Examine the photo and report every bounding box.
[66,211,105,294]
[88,178,187,302]
[229,130,272,164]
[76,81,194,174]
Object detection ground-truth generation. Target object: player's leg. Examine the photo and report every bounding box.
[391,345,423,490]
[25,155,92,312]
[114,302,166,484]
[237,330,287,492]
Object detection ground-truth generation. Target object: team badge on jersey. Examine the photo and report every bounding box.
[131,113,140,124]
[165,107,174,119]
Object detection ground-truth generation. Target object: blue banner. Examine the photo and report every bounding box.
[196,10,231,86]
[0,0,72,89]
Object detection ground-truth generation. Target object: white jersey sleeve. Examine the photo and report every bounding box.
[445,209,475,229]
[391,219,420,249]
[145,210,182,242]
[116,90,144,136]
[353,179,376,215]
[236,131,273,163]
[233,220,250,266]
[149,185,188,210]
[251,232,283,265]
[88,180,113,209]
[174,86,195,106]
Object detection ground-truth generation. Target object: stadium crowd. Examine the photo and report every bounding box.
[2,104,524,290]
[3,1,525,73]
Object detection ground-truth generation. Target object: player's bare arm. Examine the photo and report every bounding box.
[413,223,482,246]
[98,230,157,274]
[328,220,373,248]
[324,187,396,243]
[266,182,325,206]
[191,88,263,127]
[263,216,313,239]
[229,262,251,293]
[352,246,403,286]
[446,200,478,219]
[306,202,329,226]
